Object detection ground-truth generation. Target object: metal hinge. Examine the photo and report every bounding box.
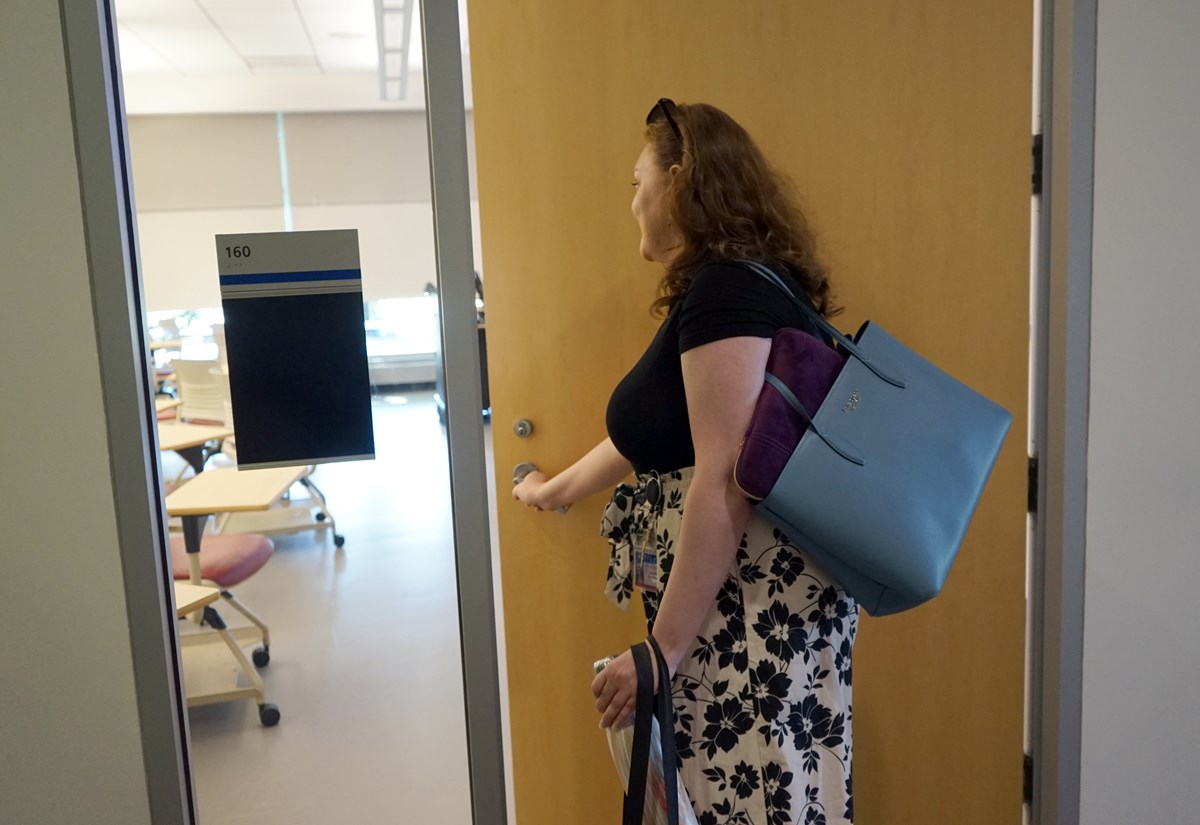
[1032,134,1044,195]
[1023,752,1034,806]
[1028,456,1039,514]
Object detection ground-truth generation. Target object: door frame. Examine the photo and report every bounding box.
[69,0,505,822]
[67,0,1094,821]
[60,0,196,820]
[419,1,508,821]
[1029,0,1096,823]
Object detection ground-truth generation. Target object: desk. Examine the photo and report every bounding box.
[167,461,343,547]
[166,465,307,519]
[155,397,183,414]
[149,338,182,352]
[157,422,234,474]
[167,464,306,570]
[166,465,308,582]
[173,582,219,618]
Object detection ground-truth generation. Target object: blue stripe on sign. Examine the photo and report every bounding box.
[219,268,361,286]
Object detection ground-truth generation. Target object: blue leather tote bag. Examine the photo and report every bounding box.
[736,261,1013,616]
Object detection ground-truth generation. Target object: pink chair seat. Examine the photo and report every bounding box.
[169,533,274,588]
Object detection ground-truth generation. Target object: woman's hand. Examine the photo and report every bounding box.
[512,470,551,510]
[591,644,663,730]
[509,438,633,515]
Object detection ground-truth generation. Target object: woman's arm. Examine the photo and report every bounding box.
[512,436,634,512]
[591,336,769,728]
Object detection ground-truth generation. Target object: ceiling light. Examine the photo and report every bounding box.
[373,0,414,101]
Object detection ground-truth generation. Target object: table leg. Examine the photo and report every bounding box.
[181,513,209,588]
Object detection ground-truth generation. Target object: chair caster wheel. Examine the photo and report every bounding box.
[315,512,327,522]
[259,703,281,727]
[252,646,270,667]
[333,534,346,548]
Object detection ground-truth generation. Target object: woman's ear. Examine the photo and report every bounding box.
[669,164,683,177]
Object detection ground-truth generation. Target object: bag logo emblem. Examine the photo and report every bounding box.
[843,389,862,413]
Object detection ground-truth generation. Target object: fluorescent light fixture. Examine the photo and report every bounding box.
[373,0,414,101]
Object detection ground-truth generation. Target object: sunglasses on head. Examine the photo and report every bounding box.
[646,97,683,142]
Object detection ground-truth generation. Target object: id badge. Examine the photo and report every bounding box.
[632,529,658,593]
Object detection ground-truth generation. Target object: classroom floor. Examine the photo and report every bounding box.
[169,391,496,825]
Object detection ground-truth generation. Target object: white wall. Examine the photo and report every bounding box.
[1081,0,1200,820]
[0,3,153,823]
[128,111,482,310]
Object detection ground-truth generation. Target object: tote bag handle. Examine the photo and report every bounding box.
[735,260,906,389]
[623,636,680,825]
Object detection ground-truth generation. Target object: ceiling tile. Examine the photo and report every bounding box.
[302,8,376,39]
[227,30,313,57]
[313,39,377,73]
[201,0,295,12]
[207,10,304,30]
[112,0,469,109]
[246,56,322,75]
[126,22,249,74]
[116,23,180,75]
[296,0,376,10]
[114,0,203,21]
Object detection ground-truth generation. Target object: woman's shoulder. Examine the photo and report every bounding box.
[686,259,799,305]
[690,259,758,285]
[681,259,825,342]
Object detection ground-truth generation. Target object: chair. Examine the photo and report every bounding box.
[155,397,180,422]
[173,361,344,547]
[198,370,345,547]
[153,317,180,341]
[174,358,229,425]
[211,322,229,372]
[171,531,281,726]
[163,359,231,485]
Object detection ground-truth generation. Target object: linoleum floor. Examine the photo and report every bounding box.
[172,391,491,825]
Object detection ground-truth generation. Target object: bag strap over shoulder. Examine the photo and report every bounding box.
[734,260,906,389]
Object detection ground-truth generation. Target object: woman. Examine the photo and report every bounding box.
[513,99,857,825]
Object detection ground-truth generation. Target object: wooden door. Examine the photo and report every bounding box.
[468,3,1031,822]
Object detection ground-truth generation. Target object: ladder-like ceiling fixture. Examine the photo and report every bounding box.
[374,0,415,100]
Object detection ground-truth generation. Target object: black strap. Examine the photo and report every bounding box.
[647,636,679,825]
[622,637,679,825]
[623,642,655,825]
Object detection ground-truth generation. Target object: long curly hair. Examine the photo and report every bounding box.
[646,101,839,319]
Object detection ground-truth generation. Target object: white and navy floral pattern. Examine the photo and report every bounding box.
[603,468,857,825]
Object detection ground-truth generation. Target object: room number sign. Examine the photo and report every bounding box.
[214,229,375,469]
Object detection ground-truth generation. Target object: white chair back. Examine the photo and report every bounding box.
[174,359,228,424]
[211,323,228,371]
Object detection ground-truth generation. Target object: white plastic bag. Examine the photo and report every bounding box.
[594,657,698,825]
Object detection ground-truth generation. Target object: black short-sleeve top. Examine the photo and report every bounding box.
[606,261,826,475]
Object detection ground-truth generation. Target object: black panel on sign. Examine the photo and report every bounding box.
[222,292,374,467]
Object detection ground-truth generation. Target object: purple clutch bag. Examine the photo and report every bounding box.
[734,327,847,500]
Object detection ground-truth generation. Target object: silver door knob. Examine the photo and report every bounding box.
[512,462,539,485]
[513,419,534,438]
[512,462,569,514]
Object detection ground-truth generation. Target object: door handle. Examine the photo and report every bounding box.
[512,462,570,514]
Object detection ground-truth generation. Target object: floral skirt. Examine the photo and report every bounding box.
[603,468,858,825]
